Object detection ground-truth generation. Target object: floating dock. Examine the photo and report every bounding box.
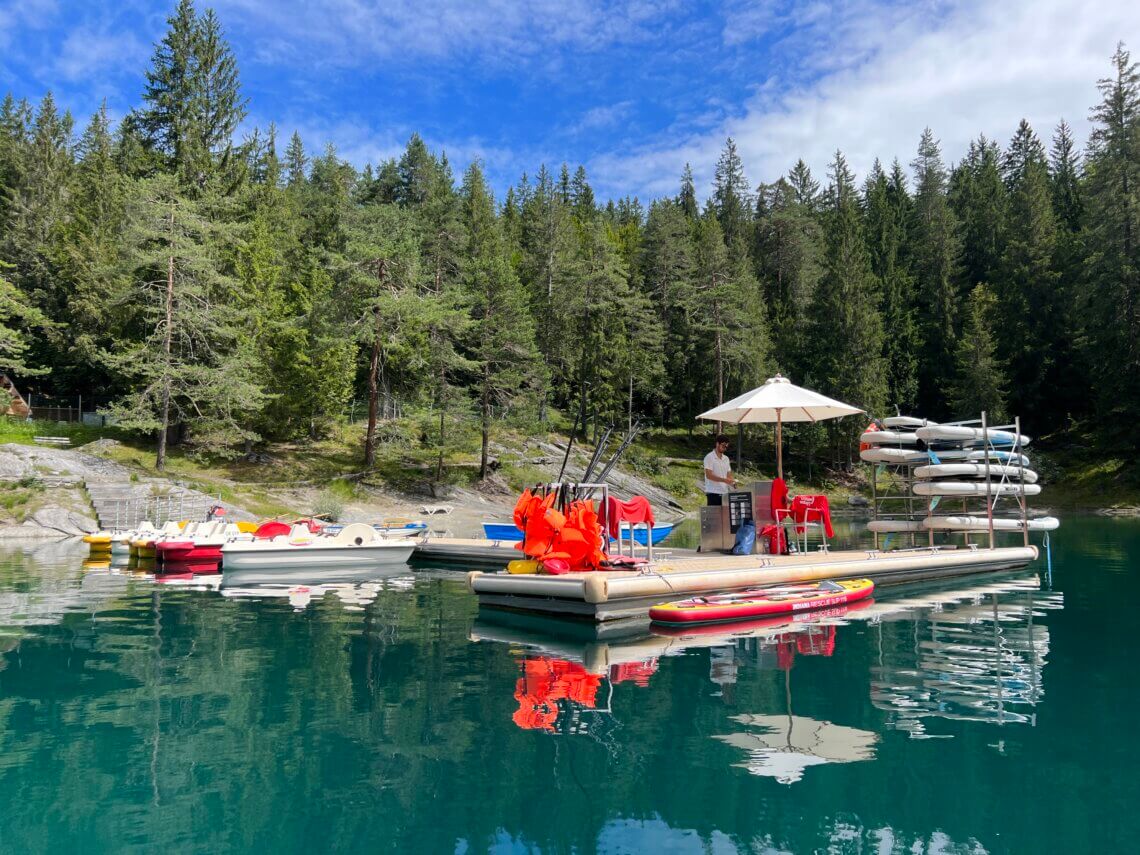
[412,537,522,568]
[467,544,1038,621]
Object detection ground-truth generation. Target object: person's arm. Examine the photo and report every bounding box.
[704,466,738,487]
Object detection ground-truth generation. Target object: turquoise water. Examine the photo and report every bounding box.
[0,518,1134,853]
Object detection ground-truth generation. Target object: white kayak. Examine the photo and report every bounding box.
[914,463,1038,483]
[912,481,1042,497]
[922,515,1060,532]
[881,416,932,429]
[867,519,926,533]
[915,425,1031,447]
[860,447,928,465]
[861,430,921,446]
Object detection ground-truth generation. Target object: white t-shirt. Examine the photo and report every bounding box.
[703,449,732,494]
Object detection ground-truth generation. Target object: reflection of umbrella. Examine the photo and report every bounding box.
[715,714,878,784]
[697,374,863,480]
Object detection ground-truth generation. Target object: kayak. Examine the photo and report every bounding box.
[649,578,875,626]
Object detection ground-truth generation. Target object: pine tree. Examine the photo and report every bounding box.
[864,159,919,411]
[998,119,1060,424]
[909,128,962,416]
[678,163,698,219]
[461,161,542,478]
[753,172,823,381]
[136,0,247,190]
[809,151,886,460]
[0,261,51,376]
[950,284,1006,421]
[641,199,696,422]
[1083,43,1140,444]
[284,131,307,187]
[951,135,1006,291]
[713,138,752,255]
[570,165,595,222]
[107,174,266,469]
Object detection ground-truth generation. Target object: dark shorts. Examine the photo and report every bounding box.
[706,493,724,506]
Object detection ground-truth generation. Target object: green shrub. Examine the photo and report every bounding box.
[313,490,345,522]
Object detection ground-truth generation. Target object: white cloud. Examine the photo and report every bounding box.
[590,0,1139,201]
[214,0,686,69]
[54,26,148,81]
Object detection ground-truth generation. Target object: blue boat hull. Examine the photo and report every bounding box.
[481,521,675,546]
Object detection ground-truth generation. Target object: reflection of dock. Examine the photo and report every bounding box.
[868,576,1062,734]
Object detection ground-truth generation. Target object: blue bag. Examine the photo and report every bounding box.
[732,520,757,555]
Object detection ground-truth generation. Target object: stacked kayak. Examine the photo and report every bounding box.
[649,579,874,627]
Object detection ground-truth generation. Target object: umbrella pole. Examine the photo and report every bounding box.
[776,410,783,481]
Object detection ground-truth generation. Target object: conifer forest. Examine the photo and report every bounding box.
[2,1,1139,474]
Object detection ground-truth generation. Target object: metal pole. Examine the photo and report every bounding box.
[982,411,994,550]
[1016,416,1028,548]
[776,410,783,481]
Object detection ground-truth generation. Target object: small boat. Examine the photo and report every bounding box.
[915,425,1031,447]
[913,463,1038,483]
[154,522,237,564]
[649,579,875,626]
[322,521,428,539]
[912,481,1042,497]
[221,523,415,572]
[922,515,1060,532]
[481,520,676,546]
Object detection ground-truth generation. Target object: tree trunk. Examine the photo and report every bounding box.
[364,307,380,467]
[156,210,175,472]
[480,365,491,480]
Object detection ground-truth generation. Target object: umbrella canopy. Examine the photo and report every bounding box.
[697,375,864,479]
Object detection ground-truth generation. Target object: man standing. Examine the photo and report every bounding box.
[704,433,738,505]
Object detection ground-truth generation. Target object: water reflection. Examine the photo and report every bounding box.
[716,714,878,784]
[866,576,1062,736]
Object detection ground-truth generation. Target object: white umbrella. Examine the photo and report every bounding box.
[697,374,864,480]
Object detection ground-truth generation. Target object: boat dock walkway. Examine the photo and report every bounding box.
[466,544,1038,621]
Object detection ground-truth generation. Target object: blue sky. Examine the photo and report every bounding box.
[0,0,1135,202]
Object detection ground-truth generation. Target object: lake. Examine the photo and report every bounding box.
[0,516,1134,853]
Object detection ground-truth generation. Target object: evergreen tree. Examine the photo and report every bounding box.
[284,131,307,187]
[754,173,824,381]
[998,119,1060,424]
[107,174,266,469]
[678,163,698,219]
[809,151,886,461]
[461,161,542,477]
[136,0,247,190]
[909,128,962,416]
[641,199,696,422]
[950,284,1006,421]
[864,159,919,411]
[0,261,51,376]
[570,165,596,222]
[951,134,1007,291]
[713,138,752,254]
[1083,43,1140,444]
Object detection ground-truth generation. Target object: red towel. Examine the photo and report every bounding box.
[771,479,789,515]
[789,494,834,538]
[605,495,655,539]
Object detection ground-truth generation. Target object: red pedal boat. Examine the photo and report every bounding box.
[648,578,874,626]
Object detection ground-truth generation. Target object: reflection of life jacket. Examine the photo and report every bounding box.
[511,657,602,731]
[797,626,836,657]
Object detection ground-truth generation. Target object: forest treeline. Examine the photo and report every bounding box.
[1,0,1138,474]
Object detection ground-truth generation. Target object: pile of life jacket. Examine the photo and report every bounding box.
[512,489,607,573]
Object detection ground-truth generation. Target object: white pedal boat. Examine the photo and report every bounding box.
[221,523,415,572]
[913,463,1039,483]
[915,425,1031,447]
[922,515,1060,532]
[912,481,1042,497]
